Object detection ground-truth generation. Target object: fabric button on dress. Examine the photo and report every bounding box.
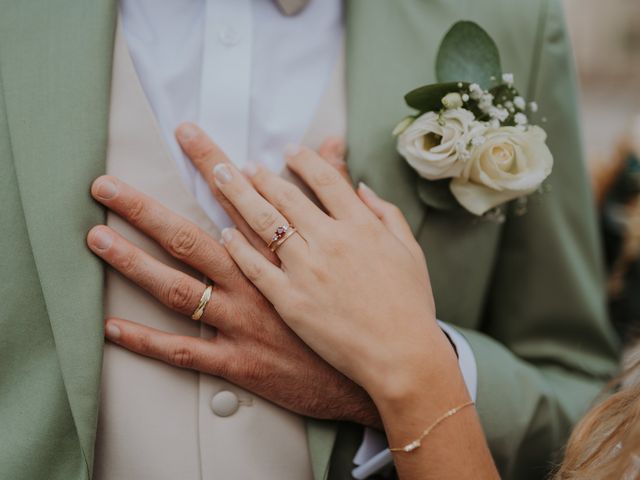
[210,390,240,417]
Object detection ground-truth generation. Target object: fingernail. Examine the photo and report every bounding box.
[177,123,198,142]
[243,162,259,176]
[105,323,121,340]
[359,182,378,198]
[284,144,301,158]
[95,179,117,200]
[214,164,232,184]
[221,228,233,244]
[91,228,113,250]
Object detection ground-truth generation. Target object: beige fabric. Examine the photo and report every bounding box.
[93,21,345,480]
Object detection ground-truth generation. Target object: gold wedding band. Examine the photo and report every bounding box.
[267,224,298,253]
[191,284,213,320]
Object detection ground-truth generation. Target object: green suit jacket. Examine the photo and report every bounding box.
[0,1,619,479]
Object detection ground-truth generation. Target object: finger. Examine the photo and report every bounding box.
[213,163,307,259]
[91,175,238,287]
[104,318,232,375]
[220,228,289,305]
[357,183,424,261]
[87,225,226,326]
[285,145,371,220]
[175,123,278,263]
[243,162,328,233]
[317,137,351,183]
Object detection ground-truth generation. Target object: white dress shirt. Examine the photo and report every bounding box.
[121,0,343,228]
[120,0,477,478]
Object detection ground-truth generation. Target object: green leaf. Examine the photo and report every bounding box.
[489,83,516,105]
[436,21,502,89]
[405,82,468,112]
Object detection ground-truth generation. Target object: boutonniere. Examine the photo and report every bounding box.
[393,21,553,217]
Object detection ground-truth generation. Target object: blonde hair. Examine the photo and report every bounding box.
[554,347,640,479]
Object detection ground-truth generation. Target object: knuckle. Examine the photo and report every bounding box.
[167,225,199,259]
[237,355,266,384]
[252,210,279,233]
[217,254,241,280]
[116,248,139,273]
[243,262,263,283]
[168,346,195,368]
[136,332,153,354]
[357,218,382,236]
[126,197,146,224]
[270,186,299,211]
[312,168,340,187]
[165,277,194,312]
[212,351,236,379]
[202,294,224,322]
[192,144,216,164]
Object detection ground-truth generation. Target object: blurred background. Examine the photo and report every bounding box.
[564,0,640,343]
[565,0,640,169]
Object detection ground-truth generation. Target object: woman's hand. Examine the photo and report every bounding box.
[198,126,498,479]
[210,138,456,405]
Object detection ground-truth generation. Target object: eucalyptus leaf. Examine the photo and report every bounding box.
[405,82,468,113]
[436,21,502,89]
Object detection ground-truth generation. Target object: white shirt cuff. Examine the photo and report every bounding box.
[351,321,477,479]
[437,321,478,402]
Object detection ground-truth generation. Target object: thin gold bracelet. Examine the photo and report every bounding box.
[389,400,475,453]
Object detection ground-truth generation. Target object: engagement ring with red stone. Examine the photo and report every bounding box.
[267,224,297,253]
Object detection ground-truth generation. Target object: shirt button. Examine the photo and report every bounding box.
[218,26,240,47]
[210,390,240,417]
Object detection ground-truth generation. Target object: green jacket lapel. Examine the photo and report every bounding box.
[345,0,460,233]
[0,0,116,470]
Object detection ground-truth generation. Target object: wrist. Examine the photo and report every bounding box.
[367,329,466,421]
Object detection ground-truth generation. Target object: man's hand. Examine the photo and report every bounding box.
[87,135,382,429]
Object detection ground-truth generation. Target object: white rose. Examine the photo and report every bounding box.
[450,126,553,215]
[397,108,486,180]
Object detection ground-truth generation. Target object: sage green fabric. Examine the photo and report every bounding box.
[0,0,115,478]
[335,0,619,479]
[0,1,619,480]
